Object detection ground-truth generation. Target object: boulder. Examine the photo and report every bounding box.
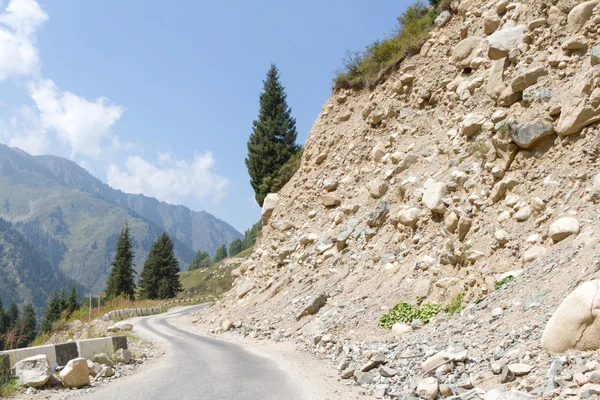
[422,178,447,214]
[434,10,451,27]
[483,11,501,35]
[511,120,554,149]
[562,35,588,51]
[567,0,599,33]
[549,217,580,242]
[236,278,255,298]
[59,358,90,389]
[92,353,114,367]
[452,37,485,68]
[398,207,422,227]
[323,179,338,192]
[592,43,600,66]
[14,355,52,388]
[542,280,600,352]
[416,377,439,400]
[509,66,547,93]
[261,193,278,225]
[487,25,526,59]
[107,321,133,333]
[297,292,327,320]
[114,348,132,364]
[556,68,600,135]
[392,322,412,337]
[369,180,389,199]
[366,200,390,227]
[87,360,103,377]
[461,113,486,137]
[322,195,342,208]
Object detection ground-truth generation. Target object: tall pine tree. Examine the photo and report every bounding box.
[213,244,228,263]
[188,250,211,271]
[20,304,37,347]
[139,233,181,300]
[67,284,79,315]
[40,291,61,333]
[106,223,136,301]
[229,239,243,257]
[246,64,299,206]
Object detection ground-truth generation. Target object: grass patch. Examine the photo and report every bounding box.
[494,275,515,290]
[379,293,465,329]
[0,378,21,397]
[178,260,240,301]
[333,0,450,90]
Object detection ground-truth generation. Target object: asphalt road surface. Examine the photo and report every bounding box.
[85,304,305,400]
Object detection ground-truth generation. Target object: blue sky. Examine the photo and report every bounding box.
[0,0,408,233]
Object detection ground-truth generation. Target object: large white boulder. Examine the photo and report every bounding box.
[14,354,52,388]
[107,321,133,333]
[397,208,422,227]
[542,280,600,352]
[567,0,599,32]
[548,217,580,242]
[422,179,447,213]
[556,68,600,135]
[59,357,90,389]
[487,25,526,59]
[261,193,278,225]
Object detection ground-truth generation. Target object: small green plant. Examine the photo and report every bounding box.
[333,1,440,89]
[379,301,444,329]
[474,296,486,305]
[494,275,515,290]
[0,378,20,397]
[473,140,490,161]
[396,186,406,201]
[416,295,427,305]
[444,293,465,315]
[498,121,512,135]
[457,244,472,267]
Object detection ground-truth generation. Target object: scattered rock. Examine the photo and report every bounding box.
[14,355,52,388]
[60,358,90,389]
[548,217,580,242]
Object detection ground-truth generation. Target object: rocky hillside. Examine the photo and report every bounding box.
[198,0,600,398]
[0,144,241,290]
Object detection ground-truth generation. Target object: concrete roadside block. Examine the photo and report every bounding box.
[55,342,78,367]
[77,337,117,360]
[112,336,128,352]
[6,344,58,371]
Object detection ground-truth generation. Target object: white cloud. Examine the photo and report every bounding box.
[28,79,124,158]
[106,152,228,204]
[0,0,47,80]
[0,105,47,154]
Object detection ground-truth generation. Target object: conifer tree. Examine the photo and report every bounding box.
[7,303,18,327]
[246,64,299,206]
[59,288,68,313]
[0,299,6,335]
[41,291,61,333]
[139,233,181,300]
[228,239,243,257]
[188,250,211,271]
[213,244,228,263]
[106,223,136,301]
[20,304,37,347]
[67,284,79,315]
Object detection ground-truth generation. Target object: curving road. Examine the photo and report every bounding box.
[84,305,305,400]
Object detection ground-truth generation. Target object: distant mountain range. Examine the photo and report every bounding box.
[0,144,242,296]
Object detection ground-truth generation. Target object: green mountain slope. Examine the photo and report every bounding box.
[35,154,242,254]
[0,144,241,291]
[0,218,82,314]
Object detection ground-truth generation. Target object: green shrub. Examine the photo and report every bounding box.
[494,275,515,290]
[379,301,443,329]
[445,293,464,315]
[333,1,439,89]
[380,292,465,329]
[273,147,304,192]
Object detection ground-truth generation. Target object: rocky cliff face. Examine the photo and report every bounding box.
[200,0,600,397]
